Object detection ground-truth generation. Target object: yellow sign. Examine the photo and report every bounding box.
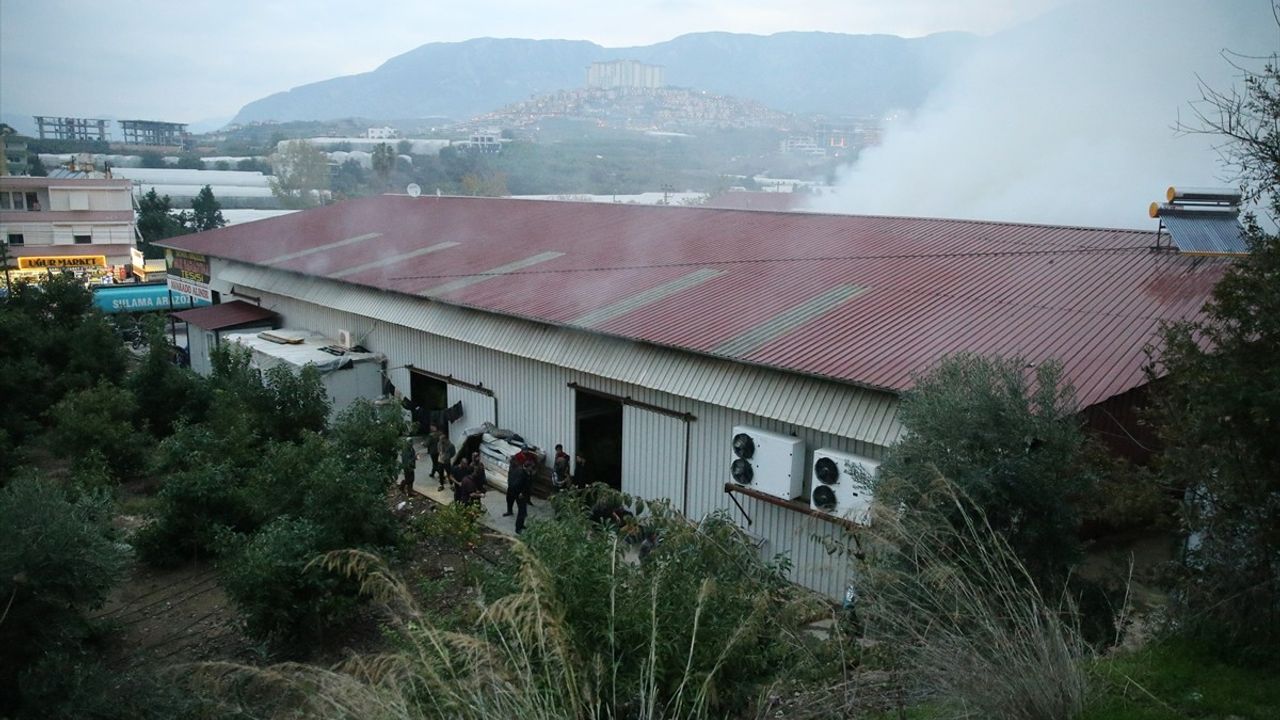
[18,255,107,269]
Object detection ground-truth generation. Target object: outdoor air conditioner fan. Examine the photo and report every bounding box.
[809,448,878,525]
[728,426,805,499]
[811,484,838,511]
[814,457,840,485]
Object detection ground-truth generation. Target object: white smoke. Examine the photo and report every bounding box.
[812,0,1279,229]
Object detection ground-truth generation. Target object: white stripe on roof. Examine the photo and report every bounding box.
[263,232,382,265]
[570,268,725,328]
[713,284,865,358]
[330,242,460,279]
[421,251,564,296]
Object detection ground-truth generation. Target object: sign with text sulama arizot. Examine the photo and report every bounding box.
[165,249,212,301]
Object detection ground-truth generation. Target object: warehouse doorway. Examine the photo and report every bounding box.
[576,390,623,490]
[409,369,447,430]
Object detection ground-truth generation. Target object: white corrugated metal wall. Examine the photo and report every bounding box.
[231,285,894,598]
[447,385,496,447]
[621,404,689,512]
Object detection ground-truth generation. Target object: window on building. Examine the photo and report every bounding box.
[1,191,23,210]
[25,192,40,211]
[0,192,10,210]
[6,233,24,245]
[73,234,92,244]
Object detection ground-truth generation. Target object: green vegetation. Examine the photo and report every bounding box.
[1148,55,1280,657]
[270,139,330,208]
[0,274,128,472]
[1085,641,1280,720]
[208,490,828,720]
[878,354,1100,591]
[0,476,128,712]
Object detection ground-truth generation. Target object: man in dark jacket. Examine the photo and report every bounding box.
[399,439,417,496]
[504,461,533,532]
[503,461,524,517]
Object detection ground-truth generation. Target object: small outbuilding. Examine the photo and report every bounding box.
[223,329,386,420]
[170,300,278,376]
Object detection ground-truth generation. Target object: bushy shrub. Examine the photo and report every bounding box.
[47,381,151,481]
[220,517,362,647]
[206,499,824,720]
[0,275,127,465]
[412,500,486,549]
[513,493,815,717]
[0,475,128,715]
[878,354,1100,591]
[134,463,255,567]
[330,398,405,480]
[128,319,211,437]
[260,363,330,442]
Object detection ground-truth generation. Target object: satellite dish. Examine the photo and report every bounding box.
[406,183,422,198]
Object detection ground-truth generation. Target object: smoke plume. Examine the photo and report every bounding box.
[812,0,1278,229]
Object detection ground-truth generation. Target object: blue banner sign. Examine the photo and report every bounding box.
[92,282,211,314]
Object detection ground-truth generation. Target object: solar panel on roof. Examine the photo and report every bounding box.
[1160,211,1248,256]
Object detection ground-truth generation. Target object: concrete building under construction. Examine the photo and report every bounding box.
[34,116,110,142]
[117,119,190,148]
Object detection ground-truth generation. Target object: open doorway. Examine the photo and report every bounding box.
[576,390,623,490]
[409,369,447,431]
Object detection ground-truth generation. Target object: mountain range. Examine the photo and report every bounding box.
[231,31,978,125]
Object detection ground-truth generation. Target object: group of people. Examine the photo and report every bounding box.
[398,418,591,536]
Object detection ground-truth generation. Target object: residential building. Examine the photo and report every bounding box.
[0,175,137,278]
[587,60,665,89]
[159,195,1231,598]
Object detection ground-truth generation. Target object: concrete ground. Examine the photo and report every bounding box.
[408,442,553,536]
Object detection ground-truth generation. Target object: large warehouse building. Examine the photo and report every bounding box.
[159,195,1230,597]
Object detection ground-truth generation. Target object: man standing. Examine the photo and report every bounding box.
[426,424,444,486]
[399,438,417,496]
[553,444,571,491]
[503,460,524,517]
[512,461,533,534]
[437,435,456,491]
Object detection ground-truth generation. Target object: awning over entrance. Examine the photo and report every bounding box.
[170,300,277,331]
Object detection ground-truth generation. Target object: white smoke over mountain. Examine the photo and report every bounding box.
[812,0,1278,229]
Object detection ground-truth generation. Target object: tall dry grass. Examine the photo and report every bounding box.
[191,531,794,720]
[860,477,1091,720]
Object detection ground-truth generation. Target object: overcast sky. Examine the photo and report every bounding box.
[0,0,1071,124]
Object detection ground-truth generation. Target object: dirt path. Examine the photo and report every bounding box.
[94,560,255,670]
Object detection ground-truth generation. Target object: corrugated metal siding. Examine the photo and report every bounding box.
[446,385,496,449]
[216,260,903,448]
[238,283,878,599]
[621,405,688,512]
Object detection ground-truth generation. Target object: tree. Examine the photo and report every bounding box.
[0,476,127,714]
[135,188,187,259]
[188,184,226,232]
[877,354,1099,590]
[371,142,395,188]
[270,139,330,208]
[1151,47,1280,653]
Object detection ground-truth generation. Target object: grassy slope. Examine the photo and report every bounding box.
[1084,641,1280,720]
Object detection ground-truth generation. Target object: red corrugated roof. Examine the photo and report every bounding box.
[161,195,1229,407]
[704,191,807,212]
[171,300,277,330]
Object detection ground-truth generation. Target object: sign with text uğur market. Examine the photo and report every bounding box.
[165,249,212,301]
[18,255,107,269]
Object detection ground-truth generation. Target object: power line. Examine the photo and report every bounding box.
[387,244,1149,282]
